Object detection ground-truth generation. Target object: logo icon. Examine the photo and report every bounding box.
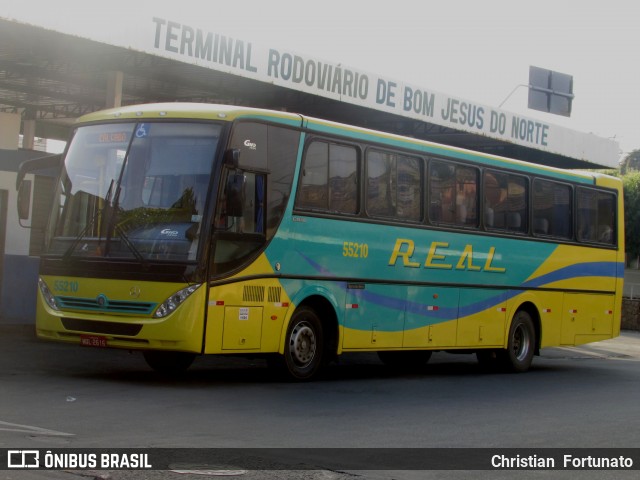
[136,124,149,138]
[96,294,108,308]
[160,228,179,237]
[8,450,40,469]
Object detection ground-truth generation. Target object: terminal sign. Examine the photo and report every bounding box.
[150,16,558,151]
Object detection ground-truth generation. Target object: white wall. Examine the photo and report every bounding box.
[1,171,32,256]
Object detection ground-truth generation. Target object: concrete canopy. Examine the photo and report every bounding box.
[0,18,617,169]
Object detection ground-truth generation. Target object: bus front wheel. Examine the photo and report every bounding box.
[281,306,324,381]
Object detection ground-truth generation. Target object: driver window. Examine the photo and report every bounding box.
[211,170,267,276]
[215,170,266,235]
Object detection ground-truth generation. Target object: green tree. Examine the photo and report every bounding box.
[623,171,640,265]
[620,149,640,174]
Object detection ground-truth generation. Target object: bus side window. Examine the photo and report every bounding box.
[484,171,507,228]
[597,190,616,245]
[532,180,549,236]
[429,160,478,227]
[296,140,358,215]
[328,144,358,214]
[577,187,616,245]
[298,142,328,210]
[533,179,571,239]
[429,161,455,224]
[265,126,300,237]
[484,171,528,234]
[225,122,299,238]
[367,150,421,221]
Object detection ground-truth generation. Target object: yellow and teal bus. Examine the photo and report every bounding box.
[19,103,624,380]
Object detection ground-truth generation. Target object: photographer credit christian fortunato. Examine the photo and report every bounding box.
[492,454,634,469]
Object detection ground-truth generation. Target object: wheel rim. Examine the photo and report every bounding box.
[289,320,316,367]
[512,322,531,362]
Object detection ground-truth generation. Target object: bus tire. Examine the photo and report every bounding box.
[143,350,195,375]
[378,350,432,370]
[500,310,536,373]
[282,306,324,381]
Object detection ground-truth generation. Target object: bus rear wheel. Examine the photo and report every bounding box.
[143,350,195,375]
[281,306,324,381]
[500,310,536,372]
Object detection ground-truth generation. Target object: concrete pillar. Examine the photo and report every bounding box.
[106,70,124,108]
[22,119,36,150]
[0,112,20,149]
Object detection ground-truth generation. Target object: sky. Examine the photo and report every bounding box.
[7,0,640,159]
[208,0,639,157]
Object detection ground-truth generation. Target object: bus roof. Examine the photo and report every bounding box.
[76,102,304,125]
[77,103,617,186]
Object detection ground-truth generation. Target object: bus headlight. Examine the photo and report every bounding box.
[154,284,201,318]
[38,278,60,311]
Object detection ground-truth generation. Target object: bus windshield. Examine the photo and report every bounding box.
[45,122,221,262]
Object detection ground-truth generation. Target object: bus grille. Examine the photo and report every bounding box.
[243,286,265,302]
[56,296,157,315]
[61,318,143,336]
[240,286,282,303]
[268,287,282,303]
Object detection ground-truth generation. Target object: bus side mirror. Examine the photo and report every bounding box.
[225,173,246,217]
[224,148,240,168]
[17,179,32,221]
[15,153,63,225]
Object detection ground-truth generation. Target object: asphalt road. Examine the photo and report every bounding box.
[1,326,639,480]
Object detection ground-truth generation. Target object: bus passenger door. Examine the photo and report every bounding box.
[207,167,268,352]
[456,289,507,347]
[342,284,404,349]
[403,286,458,348]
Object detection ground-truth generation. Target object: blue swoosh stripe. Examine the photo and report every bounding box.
[296,251,622,328]
[522,262,621,289]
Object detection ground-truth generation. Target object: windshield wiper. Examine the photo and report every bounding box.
[101,181,148,268]
[113,223,147,268]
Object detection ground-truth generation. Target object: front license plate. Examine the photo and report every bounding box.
[80,335,108,348]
